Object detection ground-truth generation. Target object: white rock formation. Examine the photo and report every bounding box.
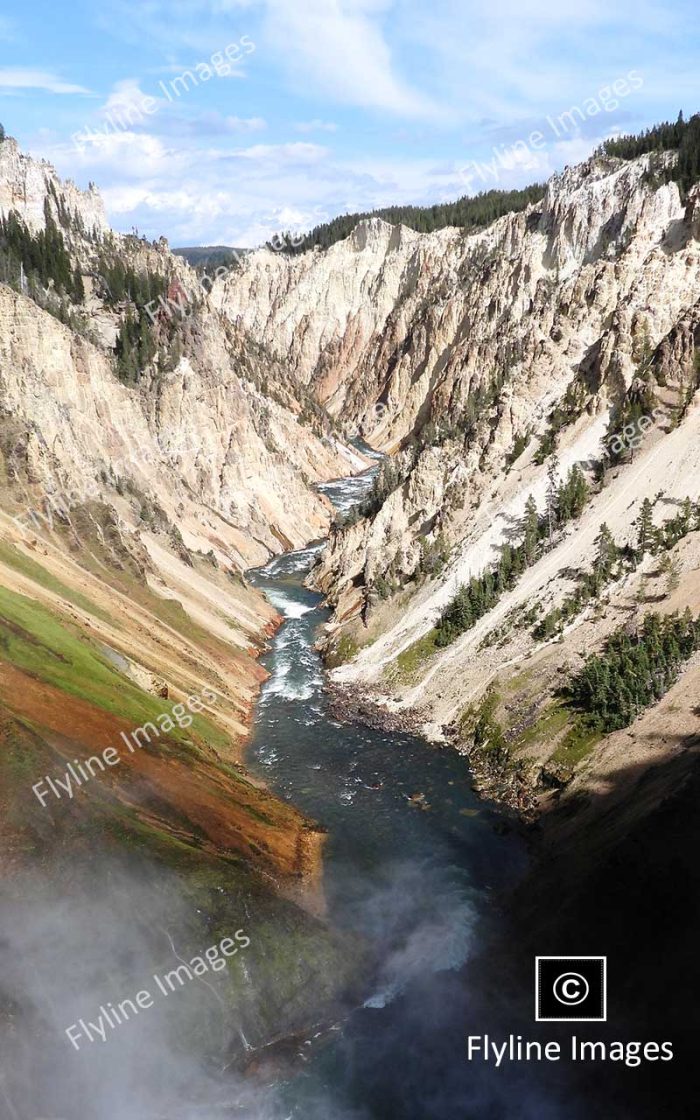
[0,138,365,571]
[0,136,109,237]
[217,149,700,777]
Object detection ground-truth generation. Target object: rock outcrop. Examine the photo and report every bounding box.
[0,133,367,573]
[0,135,109,239]
[218,149,700,811]
[217,156,687,448]
[0,136,363,985]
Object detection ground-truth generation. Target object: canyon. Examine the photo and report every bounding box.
[218,147,700,820]
[1,126,699,1117]
[0,135,368,1099]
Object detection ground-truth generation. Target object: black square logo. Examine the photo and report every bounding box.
[535,956,607,1022]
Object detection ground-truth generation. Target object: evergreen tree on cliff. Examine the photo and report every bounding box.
[635,498,655,558]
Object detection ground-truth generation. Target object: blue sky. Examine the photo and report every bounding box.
[1,0,699,247]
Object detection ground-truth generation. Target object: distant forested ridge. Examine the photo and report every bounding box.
[173,246,246,272]
[279,112,700,255]
[178,111,700,264]
[270,184,546,255]
[598,111,700,194]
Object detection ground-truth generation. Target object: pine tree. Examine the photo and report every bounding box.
[72,266,85,303]
[558,464,589,522]
[660,553,681,596]
[522,494,539,564]
[273,183,547,254]
[569,465,589,518]
[635,498,654,558]
[546,455,560,543]
[593,522,617,592]
[497,543,516,591]
[568,612,700,732]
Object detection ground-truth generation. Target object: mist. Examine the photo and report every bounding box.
[0,854,291,1120]
[0,837,591,1120]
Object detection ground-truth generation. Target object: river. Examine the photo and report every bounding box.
[247,468,533,1120]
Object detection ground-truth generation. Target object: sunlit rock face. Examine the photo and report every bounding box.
[216,155,689,454]
[0,140,366,570]
[0,136,109,238]
[218,153,700,804]
[0,138,368,900]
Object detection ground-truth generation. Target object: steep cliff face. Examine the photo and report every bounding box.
[0,134,366,793]
[217,155,686,447]
[0,135,109,240]
[211,218,422,437]
[0,134,366,568]
[0,284,362,569]
[219,149,700,811]
[219,151,700,598]
[0,137,364,1033]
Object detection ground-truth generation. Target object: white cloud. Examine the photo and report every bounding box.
[397,0,669,127]
[95,0,258,55]
[103,0,445,120]
[31,0,680,247]
[0,68,91,96]
[44,126,346,245]
[72,80,267,148]
[101,79,164,117]
[62,130,183,178]
[220,115,267,131]
[46,124,497,247]
[262,0,444,120]
[50,111,557,246]
[294,119,338,133]
[231,141,329,163]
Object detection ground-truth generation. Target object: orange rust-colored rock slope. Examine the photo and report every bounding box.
[0,507,325,903]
